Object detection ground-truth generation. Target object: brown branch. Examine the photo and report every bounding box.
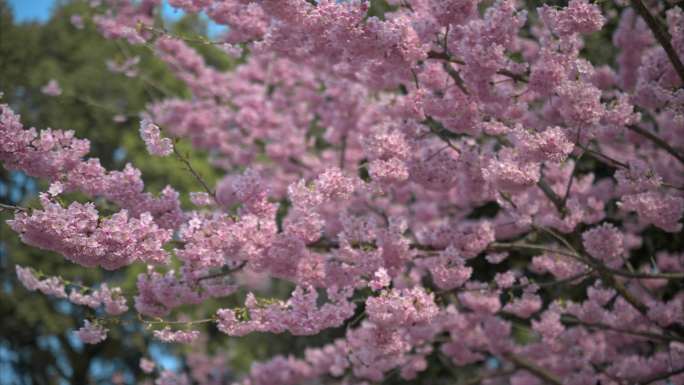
[539,226,651,316]
[491,241,684,280]
[598,265,649,314]
[562,316,684,343]
[427,51,451,61]
[194,262,247,283]
[423,116,461,154]
[505,354,563,385]
[441,62,470,95]
[427,51,529,83]
[339,134,348,170]
[316,236,683,281]
[460,369,517,385]
[627,124,684,165]
[140,316,215,326]
[639,366,684,385]
[576,143,629,169]
[490,241,580,258]
[630,0,684,84]
[444,270,592,296]
[537,179,566,215]
[561,152,583,208]
[497,68,529,83]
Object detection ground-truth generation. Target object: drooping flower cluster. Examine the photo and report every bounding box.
[140,118,173,157]
[16,266,128,315]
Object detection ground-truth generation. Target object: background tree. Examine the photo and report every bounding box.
[0,1,224,383]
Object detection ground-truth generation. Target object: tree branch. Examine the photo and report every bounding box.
[562,316,684,343]
[639,366,684,385]
[627,124,684,165]
[339,134,348,170]
[537,179,566,215]
[505,354,563,385]
[630,0,684,84]
[172,144,216,198]
[427,51,529,83]
[194,262,247,283]
[491,241,684,280]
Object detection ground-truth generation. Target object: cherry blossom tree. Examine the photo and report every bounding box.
[2,0,684,384]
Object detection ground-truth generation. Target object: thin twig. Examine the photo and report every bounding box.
[195,262,247,283]
[0,202,29,212]
[577,143,629,169]
[410,68,421,89]
[141,317,215,326]
[172,144,216,198]
[442,270,592,296]
[561,151,583,208]
[533,225,580,255]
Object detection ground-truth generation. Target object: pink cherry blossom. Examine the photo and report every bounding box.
[41,79,62,96]
[75,320,108,344]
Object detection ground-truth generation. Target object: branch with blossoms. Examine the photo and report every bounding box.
[3,0,684,384]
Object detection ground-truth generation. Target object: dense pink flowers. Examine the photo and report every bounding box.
[0,104,184,229]
[0,104,89,179]
[216,285,355,336]
[620,191,684,232]
[9,195,172,270]
[5,0,684,384]
[582,223,625,268]
[539,0,605,36]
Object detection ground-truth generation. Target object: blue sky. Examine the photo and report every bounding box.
[7,0,55,22]
[7,0,227,35]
